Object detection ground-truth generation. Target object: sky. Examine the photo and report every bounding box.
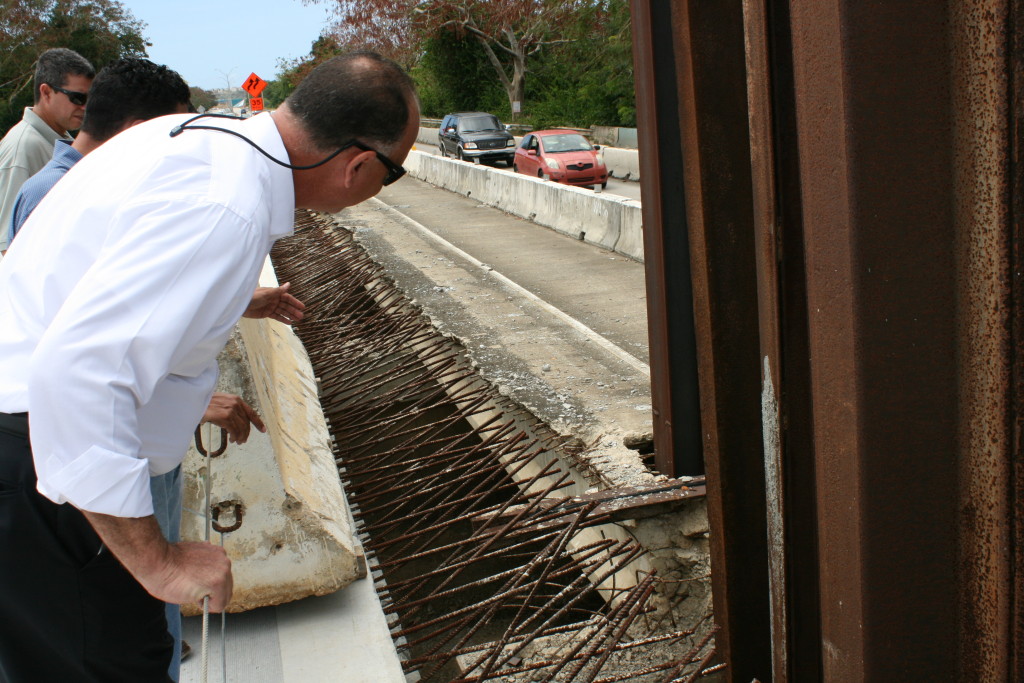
[118,0,334,91]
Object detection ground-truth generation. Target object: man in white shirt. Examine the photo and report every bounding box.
[0,51,419,681]
[0,47,94,255]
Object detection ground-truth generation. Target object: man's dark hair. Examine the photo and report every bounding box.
[34,48,95,103]
[285,51,416,153]
[81,58,191,142]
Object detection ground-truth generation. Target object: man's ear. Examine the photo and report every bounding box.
[342,149,377,188]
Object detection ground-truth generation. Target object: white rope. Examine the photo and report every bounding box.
[219,531,227,681]
[200,423,213,683]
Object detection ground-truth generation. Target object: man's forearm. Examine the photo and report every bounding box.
[81,509,233,610]
[81,511,170,581]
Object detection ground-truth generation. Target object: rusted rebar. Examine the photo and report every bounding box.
[270,211,718,682]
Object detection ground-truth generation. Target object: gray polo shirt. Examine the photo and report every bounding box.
[0,108,71,251]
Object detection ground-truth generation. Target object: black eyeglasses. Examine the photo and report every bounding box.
[345,139,406,186]
[50,85,88,106]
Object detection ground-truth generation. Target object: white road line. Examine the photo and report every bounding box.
[368,197,651,378]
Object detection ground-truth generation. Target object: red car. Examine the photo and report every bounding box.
[513,130,609,189]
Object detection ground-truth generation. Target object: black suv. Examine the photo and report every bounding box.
[438,112,516,166]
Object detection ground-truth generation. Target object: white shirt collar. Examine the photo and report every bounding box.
[236,112,295,238]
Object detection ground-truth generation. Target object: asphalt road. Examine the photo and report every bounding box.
[368,176,650,365]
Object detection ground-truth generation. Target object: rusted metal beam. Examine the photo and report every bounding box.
[743,0,822,678]
[789,1,960,678]
[632,0,771,678]
[471,479,707,530]
[1013,3,1024,678]
[630,0,702,478]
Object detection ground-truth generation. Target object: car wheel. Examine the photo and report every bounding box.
[601,181,608,189]
[537,169,546,180]
[513,163,519,173]
[457,147,465,161]
[439,143,446,157]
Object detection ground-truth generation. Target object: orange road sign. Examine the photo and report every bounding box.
[250,97,264,112]
[242,72,267,97]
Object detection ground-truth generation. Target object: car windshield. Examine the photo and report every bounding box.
[459,115,503,133]
[541,134,593,153]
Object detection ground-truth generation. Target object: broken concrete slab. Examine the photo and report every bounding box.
[180,259,364,615]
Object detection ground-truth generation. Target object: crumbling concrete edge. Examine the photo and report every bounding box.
[235,259,365,601]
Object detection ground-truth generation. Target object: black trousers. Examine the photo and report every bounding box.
[0,413,172,682]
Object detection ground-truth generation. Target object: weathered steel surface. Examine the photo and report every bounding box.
[789,1,960,678]
[632,0,770,679]
[743,0,823,679]
[629,0,702,479]
[952,2,1013,680]
[473,479,707,530]
[1013,4,1024,678]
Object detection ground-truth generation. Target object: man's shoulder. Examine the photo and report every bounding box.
[0,119,32,150]
[0,117,53,170]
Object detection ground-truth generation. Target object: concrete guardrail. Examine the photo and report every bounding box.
[404,147,645,263]
[416,127,642,182]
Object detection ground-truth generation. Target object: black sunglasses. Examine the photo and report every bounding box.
[345,139,406,186]
[50,85,88,106]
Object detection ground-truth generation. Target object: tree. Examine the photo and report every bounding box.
[318,0,590,119]
[523,0,635,127]
[0,0,149,134]
[189,86,216,112]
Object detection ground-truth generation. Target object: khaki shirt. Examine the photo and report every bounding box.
[0,108,71,251]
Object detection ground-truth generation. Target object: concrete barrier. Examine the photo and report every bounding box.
[416,126,640,181]
[181,258,364,614]
[601,146,642,181]
[404,149,645,262]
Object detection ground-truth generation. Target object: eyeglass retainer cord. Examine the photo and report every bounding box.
[170,112,345,171]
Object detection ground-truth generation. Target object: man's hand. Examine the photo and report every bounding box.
[147,541,234,612]
[83,513,233,612]
[242,282,305,325]
[202,392,266,444]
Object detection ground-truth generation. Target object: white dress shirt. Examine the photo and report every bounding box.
[0,112,295,517]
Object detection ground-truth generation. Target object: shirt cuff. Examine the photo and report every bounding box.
[39,445,154,517]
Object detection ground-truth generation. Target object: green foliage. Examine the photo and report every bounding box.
[0,0,149,135]
[265,33,338,108]
[414,31,504,118]
[283,0,637,129]
[405,0,635,128]
[519,0,635,128]
[188,86,216,112]
[262,78,293,110]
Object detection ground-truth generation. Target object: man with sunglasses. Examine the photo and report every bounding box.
[0,51,417,681]
[0,48,94,256]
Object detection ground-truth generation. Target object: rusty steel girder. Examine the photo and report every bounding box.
[631,0,770,679]
[633,0,1024,679]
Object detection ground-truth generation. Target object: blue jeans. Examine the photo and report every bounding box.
[151,466,183,682]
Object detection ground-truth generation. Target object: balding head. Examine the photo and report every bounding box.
[282,51,417,155]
